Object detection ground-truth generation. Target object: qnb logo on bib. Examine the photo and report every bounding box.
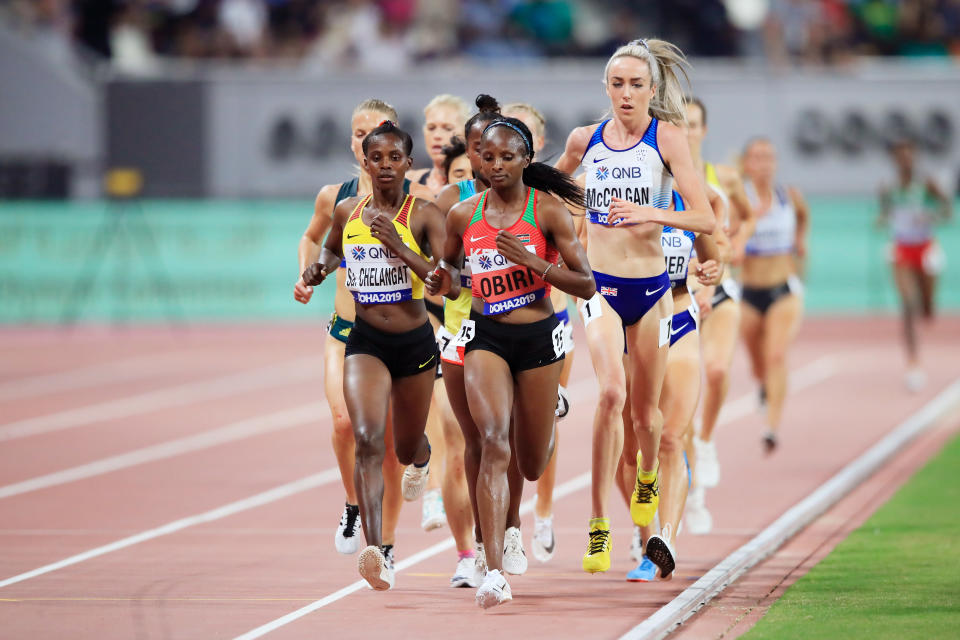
[470,247,545,315]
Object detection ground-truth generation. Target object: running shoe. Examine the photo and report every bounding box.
[555,385,570,419]
[630,451,659,527]
[402,448,431,501]
[646,525,676,580]
[475,569,512,609]
[762,430,778,454]
[684,486,713,535]
[502,526,528,575]
[626,555,657,582]
[451,555,479,588]
[694,436,720,488]
[420,488,445,531]
[475,542,487,578]
[531,513,556,563]
[905,368,927,393]
[629,525,643,564]
[334,503,361,554]
[582,517,612,573]
[358,545,395,591]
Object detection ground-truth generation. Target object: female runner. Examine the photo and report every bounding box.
[877,138,951,391]
[294,99,427,557]
[739,137,809,452]
[434,95,530,583]
[503,101,582,563]
[302,121,451,590]
[680,97,756,499]
[408,94,471,195]
[555,38,715,573]
[428,116,595,608]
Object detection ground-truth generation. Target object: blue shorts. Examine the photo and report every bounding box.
[668,304,698,347]
[555,308,570,326]
[593,270,670,327]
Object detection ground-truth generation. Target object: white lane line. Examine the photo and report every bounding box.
[233,472,593,640]
[0,358,320,442]
[0,351,197,403]
[230,355,840,640]
[0,402,327,500]
[620,376,960,640]
[0,469,341,590]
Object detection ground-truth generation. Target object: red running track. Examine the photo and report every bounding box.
[0,317,957,639]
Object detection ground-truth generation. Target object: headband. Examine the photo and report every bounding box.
[483,121,532,154]
[630,38,650,51]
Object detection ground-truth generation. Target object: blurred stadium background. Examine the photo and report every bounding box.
[1,0,958,323]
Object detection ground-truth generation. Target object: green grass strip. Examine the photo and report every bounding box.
[743,433,960,639]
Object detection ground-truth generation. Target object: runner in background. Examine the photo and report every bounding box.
[503,101,583,563]
[409,94,471,196]
[877,138,952,392]
[682,96,756,532]
[739,137,809,453]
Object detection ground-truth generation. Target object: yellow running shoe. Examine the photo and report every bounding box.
[630,450,659,527]
[582,517,612,573]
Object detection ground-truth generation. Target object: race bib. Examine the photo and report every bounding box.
[579,292,602,328]
[470,246,545,315]
[344,243,413,304]
[551,321,565,359]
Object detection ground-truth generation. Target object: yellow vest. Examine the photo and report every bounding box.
[341,194,425,304]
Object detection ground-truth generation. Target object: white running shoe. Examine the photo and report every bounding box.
[334,503,361,554]
[531,513,556,563]
[475,542,487,578]
[420,488,446,531]
[695,437,720,488]
[629,525,643,564]
[685,486,713,535]
[450,555,480,588]
[905,368,927,393]
[646,525,677,581]
[502,526,528,575]
[402,460,430,502]
[475,569,512,609]
[555,385,570,419]
[358,545,394,591]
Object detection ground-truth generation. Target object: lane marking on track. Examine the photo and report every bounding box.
[0,469,340,590]
[0,351,199,403]
[620,375,960,640]
[0,357,320,442]
[0,402,327,500]
[232,472,592,640]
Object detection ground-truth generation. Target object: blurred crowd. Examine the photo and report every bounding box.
[4,0,960,71]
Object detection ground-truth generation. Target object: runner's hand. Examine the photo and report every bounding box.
[370,214,404,252]
[694,286,714,321]
[608,198,655,226]
[495,231,532,266]
[696,259,722,286]
[425,266,450,297]
[294,278,314,304]
[301,263,327,287]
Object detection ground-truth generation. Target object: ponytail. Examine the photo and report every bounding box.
[464,93,502,138]
[483,117,584,209]
[603,38,691,126]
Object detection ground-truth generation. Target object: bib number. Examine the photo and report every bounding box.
[551,321,565,359]
[579,292,602,328]
[454,319,475,348]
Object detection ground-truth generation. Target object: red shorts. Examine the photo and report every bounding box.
[893,240,943,275]
[894,240,930,271]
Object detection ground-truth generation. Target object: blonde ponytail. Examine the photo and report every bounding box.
[603,38,691,126]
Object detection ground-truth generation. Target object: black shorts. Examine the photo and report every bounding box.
[464,310,565,373]
[742,278,800,315]
[424,298,445,325]
[345,316,439,379]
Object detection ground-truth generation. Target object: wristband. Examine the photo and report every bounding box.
[541,263,554,280]
[438,259,458,276]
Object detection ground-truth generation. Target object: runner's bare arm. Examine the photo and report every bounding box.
[554,126,592,175]
[302,198,351,286]
[789,186,810,259]
[425,199,472,297]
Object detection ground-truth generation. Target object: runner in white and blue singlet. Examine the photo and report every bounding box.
[556,38,716,579]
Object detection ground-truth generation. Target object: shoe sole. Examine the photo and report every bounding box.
[645,536,676,579]
[334,537,359,554]
[532,541,556,563]
[503,560,527,576]
[421,517,445,532]
[450,576,478,588]
[358,547,391,591]
[626,574,654,582]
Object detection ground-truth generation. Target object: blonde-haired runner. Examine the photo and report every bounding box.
[556,37,716,578]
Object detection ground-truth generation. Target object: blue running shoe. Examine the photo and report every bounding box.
[626,555,656,582]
